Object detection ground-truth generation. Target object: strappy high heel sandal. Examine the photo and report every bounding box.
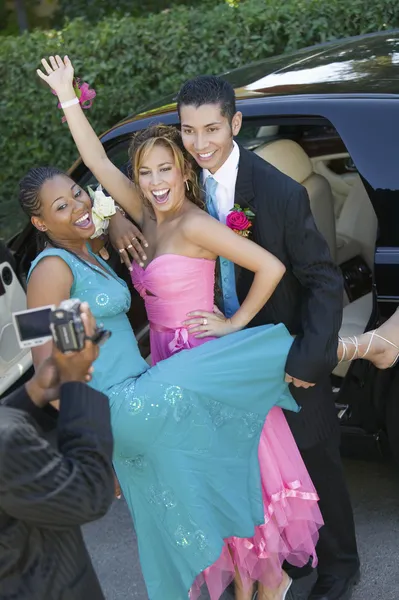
[365,330,399,368]
[339,331,399,369]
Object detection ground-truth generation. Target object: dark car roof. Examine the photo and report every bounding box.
[119,30,399,126]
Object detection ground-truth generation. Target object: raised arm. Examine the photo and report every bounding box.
[37,55,143,225]
[182,212,286,337]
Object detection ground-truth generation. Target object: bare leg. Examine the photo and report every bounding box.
[338,308,399,369]
[234,568,254,600]
[227,544,254,600]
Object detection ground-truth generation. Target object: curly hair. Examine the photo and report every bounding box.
[128,124,204,210]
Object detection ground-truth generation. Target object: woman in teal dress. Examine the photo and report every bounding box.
[22,164,399,600]
[22,165,301,600]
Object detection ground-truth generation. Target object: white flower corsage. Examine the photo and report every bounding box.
[88,184,116,239]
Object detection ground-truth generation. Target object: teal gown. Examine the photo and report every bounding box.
[29,248,299,600]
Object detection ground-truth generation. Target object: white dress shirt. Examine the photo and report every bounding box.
[203,141,240,224]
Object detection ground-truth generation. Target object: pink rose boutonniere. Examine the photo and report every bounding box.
[226,204,255,238]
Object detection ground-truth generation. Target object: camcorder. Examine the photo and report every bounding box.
[13,299,111,353]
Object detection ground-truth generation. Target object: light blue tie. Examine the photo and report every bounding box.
[204,176,240,318]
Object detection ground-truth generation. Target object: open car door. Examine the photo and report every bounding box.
[0,241,32,397]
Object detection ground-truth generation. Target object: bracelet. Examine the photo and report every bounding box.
[115,205,126,217]
[60,97,79,109]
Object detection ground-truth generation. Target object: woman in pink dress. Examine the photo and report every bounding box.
[128,130,321,600]
[39,55,399,600]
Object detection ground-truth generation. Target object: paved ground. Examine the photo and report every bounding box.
[84,458,399,600]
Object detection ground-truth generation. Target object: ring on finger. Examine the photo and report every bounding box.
[127,244,133,249]
[202,318,208,326]
[131,236,136,242]
[118,248,126,254]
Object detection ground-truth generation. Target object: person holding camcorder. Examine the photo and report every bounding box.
[0,301,114,600]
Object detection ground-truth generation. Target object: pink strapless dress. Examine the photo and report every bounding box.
[132,254,323,598]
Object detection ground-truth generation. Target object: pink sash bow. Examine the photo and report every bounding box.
[150,322,191,355]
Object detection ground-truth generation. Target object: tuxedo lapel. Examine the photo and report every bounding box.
[233,147,258,287]
[234,147,257,214]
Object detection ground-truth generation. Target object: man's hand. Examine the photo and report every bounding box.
[285,373,315,389]
[25,303,100,407]
[108,210,148,271]
[53,302,99,384]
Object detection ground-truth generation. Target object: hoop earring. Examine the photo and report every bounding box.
[185,180,189,191]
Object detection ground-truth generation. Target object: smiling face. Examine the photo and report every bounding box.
[180,103,242,174]
[31,174,95,243]
[137,141,187,215]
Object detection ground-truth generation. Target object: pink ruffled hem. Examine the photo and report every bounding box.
[190,407,324,599]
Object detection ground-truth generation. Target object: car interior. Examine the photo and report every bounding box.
[238,120,377,379]
[0,117,378,399]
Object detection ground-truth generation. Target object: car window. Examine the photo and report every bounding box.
[235,122,280,150]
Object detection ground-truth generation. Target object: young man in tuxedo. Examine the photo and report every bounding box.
[107,76,360,600]
[0,303,114,600]
[176,76,360,600]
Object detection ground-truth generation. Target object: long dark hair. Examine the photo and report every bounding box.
[18,166,99,274]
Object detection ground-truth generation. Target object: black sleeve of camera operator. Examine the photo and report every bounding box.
[0,383,115,528]
[1,385,58,432]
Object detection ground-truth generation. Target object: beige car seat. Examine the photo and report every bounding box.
[254,139,375,378]
[254,139,337,262]
[336,178,378,271]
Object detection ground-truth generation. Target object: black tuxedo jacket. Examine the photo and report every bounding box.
[234,147,344,448]
[0,382,114,600]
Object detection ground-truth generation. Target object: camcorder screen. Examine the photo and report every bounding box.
[14,307,52,342]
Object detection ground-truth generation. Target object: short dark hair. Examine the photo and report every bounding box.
[177,75,236,124]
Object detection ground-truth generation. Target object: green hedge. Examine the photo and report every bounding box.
[54,0,227,25]
[0,0,228,35]
[1,0,398,239]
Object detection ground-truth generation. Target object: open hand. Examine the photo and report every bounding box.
[25,303,99,408]
[108,210,148,270]
[37,55,74,97]
[183,306,241,339]
[53,302,100,384]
